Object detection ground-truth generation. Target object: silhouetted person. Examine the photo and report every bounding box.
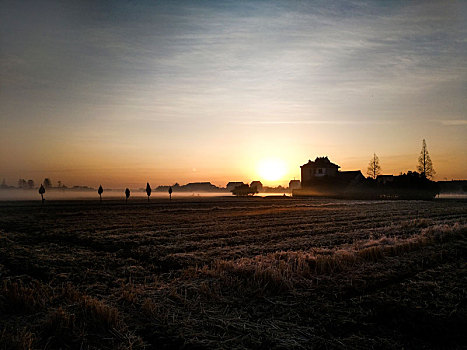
[146,182,151,202]
[98,185,103,202]
[125,188,130,203]
[168,186,173,200]
[39,184,45,204]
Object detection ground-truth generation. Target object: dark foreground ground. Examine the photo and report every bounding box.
[0,197,466,349]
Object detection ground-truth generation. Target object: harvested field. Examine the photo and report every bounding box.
[0,197,466,349]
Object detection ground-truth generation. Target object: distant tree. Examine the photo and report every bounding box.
[39,184,45,203]
[231,184,257,196]
[146,183,152,202]
[98,185,103,202]
[125,188,130,203]
[417,139,435,179]
[17,179,27,188]
[27,180,35,189]
[367,153,382,179]
[43,178,52,188]
[168,186,173,200]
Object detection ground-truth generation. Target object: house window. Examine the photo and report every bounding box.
[318,168,323,174]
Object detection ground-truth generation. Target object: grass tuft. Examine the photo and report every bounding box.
[200,223,466,293]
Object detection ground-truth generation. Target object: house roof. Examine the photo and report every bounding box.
[301,156,340,169]
[337,171,364,182]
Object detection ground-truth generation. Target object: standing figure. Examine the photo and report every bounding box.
[98,185,103,202]
[125,188,130,203]
[168,186,173,200]
[39,184,45,204]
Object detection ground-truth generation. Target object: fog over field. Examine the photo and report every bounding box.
[0,190,231,201]
[0,189,296,201]
[2,189,464,201]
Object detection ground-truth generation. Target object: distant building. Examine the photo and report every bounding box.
[338,171,365,185]
[182,182,219,192]
[376,175,394,185]
[289,180,301,190]
[155,182,221,192]
[301,157,340,187]
[226,182,244,192]
[300,157,364,188]
[250,181,263,192]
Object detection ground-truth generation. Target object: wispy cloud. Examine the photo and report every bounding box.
[439,120,467,126]
[1,0,466,183]
[235,120,397,125]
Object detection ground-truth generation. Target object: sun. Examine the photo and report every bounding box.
[257,158,287,182]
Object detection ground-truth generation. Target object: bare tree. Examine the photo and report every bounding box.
[417,139,435,179]
[43,178,52,188]
[39,184,45,203]
[17,179,26,188]
[367,153,382,179]
[146,183,152,202]
[98,185,103,202]
[125,188,130,203]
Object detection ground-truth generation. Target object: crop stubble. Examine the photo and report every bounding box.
[0,197,466,349]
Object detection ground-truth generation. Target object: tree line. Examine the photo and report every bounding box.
[367,139,435,179]
[38,182,173,203]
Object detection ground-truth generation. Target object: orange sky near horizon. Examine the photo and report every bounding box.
[1,124,465,189]
[1,1,466,188]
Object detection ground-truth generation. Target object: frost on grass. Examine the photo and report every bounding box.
[198,222,466,293]
[0,198,465,349]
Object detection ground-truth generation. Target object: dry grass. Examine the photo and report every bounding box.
[0,327,35,350]
[0,197,465,349]
[0,280,48,313]
[198,223,466,293]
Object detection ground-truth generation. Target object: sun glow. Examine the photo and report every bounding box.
[257,158,287,182]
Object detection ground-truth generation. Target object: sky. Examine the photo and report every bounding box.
[1,0,466,188]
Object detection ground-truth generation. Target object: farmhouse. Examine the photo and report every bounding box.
[300,157,364,188]
[296,157,438,199]
[301,157,339,182]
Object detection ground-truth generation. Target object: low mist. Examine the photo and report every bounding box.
[0,190,231,201]
[0,189,294,201]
